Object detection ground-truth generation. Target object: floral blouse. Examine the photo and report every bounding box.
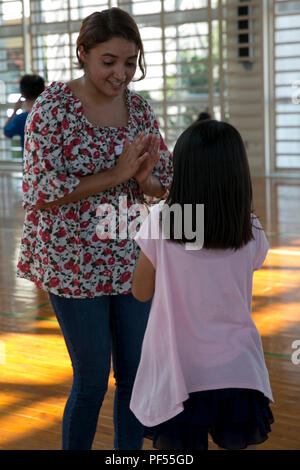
[17,82,173,298]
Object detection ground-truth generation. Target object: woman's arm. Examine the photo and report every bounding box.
[33,169,121,209]
[131,250,156,302]
[33,132,148,209]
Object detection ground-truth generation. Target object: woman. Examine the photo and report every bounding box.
[17,7,173,450]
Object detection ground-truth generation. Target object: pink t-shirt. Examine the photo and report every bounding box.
[130,204,274,427]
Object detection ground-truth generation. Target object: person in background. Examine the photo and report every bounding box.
[4,74,45,159]
[197,110,212,121]
[130,119,274,451]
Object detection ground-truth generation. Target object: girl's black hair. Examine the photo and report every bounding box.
[163,119,254,250]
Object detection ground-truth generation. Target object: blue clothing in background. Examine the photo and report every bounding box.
[4,111,29,156]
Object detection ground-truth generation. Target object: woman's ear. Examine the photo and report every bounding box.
[78,45,87,65]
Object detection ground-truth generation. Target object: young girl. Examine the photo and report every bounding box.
[130,119,274,451]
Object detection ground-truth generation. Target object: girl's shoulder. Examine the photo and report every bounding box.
[251,214,264,234]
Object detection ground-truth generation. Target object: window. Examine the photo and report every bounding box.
[0,0,299,176]
[274,0,300,169]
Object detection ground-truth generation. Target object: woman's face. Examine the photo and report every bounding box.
[79,37,138,98]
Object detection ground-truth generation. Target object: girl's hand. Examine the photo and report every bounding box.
[111,132,148,185]
[134,134,160,186]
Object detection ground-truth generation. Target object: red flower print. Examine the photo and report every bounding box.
[44,159,53,170]
[35,280,44,290]
[84,253,92,264]
[103,283,113,294]
[55,246,65,253]
[80,221,90,229]
[66,209,76,220]
[40,230,51,243]
[33,112,41,122]
[64,260,74,270]
[63,145,72,158]
[96,282,103,292]
[72,264,80,274]
[103,269,112,277]
[41,126,49,136]
[49,277,60,287]
[95,259,105,266]
[121,259,131,266]
[80,201,91,213]
[58,174,67,182]
[108,257,115,265]
[51,107,58,117]
[62,288,72,295]
[57,227,67,238]
[22,182,29,193]
[86,163,96,172]
[51,207,60,216]
[120,271,131,283]
[85,126,95,137]
[29,121,36,132]
[62,118,69,130]
[38,190,47,201]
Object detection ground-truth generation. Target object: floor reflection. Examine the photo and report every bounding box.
[0,172,299,449]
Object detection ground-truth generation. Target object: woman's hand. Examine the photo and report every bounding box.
[111,132,149,185]
[134,134,160,186]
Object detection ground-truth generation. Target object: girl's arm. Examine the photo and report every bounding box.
[132,250,156,302]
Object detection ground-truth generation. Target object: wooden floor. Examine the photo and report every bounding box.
[0,170,300,450]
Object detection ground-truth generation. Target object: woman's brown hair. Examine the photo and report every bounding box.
[76,7,146,81]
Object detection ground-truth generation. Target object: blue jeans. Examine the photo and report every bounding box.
[49,292,151,450]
